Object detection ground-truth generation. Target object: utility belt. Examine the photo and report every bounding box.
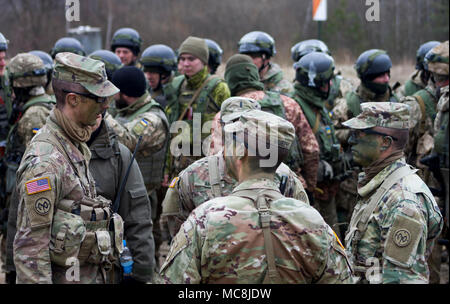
[49,195,124,272]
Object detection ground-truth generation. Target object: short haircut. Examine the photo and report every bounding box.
[52,78,88,109]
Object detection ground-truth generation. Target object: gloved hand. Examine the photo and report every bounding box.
[317,160,334,182]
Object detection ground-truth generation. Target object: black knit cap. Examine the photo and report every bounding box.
[111,66,147,97]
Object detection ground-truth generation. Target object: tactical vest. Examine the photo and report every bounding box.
[412,87,437,129]
[33,131,124,282]
[164,74,222,125]
[258,91,304,171]
[346,89,399,118]
[345,165,437,275]
[119,98,169,188]
[404,79,424,97]
[293,95,340,163]
[4,95,55,195]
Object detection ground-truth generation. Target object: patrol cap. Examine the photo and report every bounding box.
[53,52,119,97]
[425,40,449,75]
[224,109,295,150]
[342,102,411,130]
[220,96,261,124]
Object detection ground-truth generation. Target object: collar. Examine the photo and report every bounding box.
[357,158,406,197]
[185,66,209,89]
[232,177,279,194]
[358,82,392,102]
[261,62,283,83]
[115,91,150,116]
[89,122,115,160]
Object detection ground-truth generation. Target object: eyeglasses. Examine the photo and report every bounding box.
[351,129,398,141]
[63,89,107,103]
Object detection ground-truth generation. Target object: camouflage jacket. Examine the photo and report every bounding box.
[345,159,443,284]
[14,114,102,283]
[261,62,294,94]
[161,151,309,237]
[158,177,353,284]
[208,89,320,191]
[396,70,427,99]
[433,85,449,166]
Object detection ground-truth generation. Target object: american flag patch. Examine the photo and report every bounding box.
[25,177,51,195]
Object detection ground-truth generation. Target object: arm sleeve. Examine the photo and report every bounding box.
[17,105,51,146]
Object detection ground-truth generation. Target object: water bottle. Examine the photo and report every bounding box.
[120,240,134,276]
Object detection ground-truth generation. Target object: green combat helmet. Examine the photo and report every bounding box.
[7,53,47,88]
[0,32,8,51]
[291,39,330,62]
[88,49,123,80]
[205,38,223,74]
[50,37,86,59]
[140,44,177,74]
[238,31,276,58]
[294,51,335,99]
[355,49,392,81]
[416,41,440,71]
[110,27,142,56]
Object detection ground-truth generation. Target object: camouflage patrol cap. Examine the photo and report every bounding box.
[7,53,47,88]
[342,102,411,130]
[220,96,261,124]
[425,40,449,75]
[53,52,119,97]
[224,109,295,150]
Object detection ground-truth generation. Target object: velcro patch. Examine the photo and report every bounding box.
[160,223,193,271]
[384,214,422,268]
[25,177,51,195]
[169,177,179,188]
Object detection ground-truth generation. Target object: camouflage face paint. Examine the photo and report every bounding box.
[349,131,382,167]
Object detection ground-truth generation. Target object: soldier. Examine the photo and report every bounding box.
[87,114,155,284]
[343,102,443,284]
[397,41,441,98]
[289,51,347,239]
[140,44,177,108]
[88,50,123,80]
[290,39,355,112]
[216,53,320,196]
[164,36,230,179]
[161,96,310,238]
[29,50,56,97]
[238,31,293,94]
[205,38,223,75]
[14,52,122,283]
[110,28,142,67]
[104,66,169,272]
[422,40,449,284]
[50,37,86,59]
[158,109,353,284]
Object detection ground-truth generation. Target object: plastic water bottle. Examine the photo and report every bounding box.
[120,240,134,275]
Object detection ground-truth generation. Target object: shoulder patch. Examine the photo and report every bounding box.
[25,177,51,195]
[132,118,150,135]
[169,177,179,188]
[32,128,40,134]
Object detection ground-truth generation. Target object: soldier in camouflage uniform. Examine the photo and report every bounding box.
[110,28,142,67]
[140,44,177,108]
[289,51,347,239]
[164,36,230,179]
[343,102,443,284]
[396,41,440,99]
[14,52,122,283]
[158,109,352,284]
[290,39,356,112]
[161,96,310,238]
[214,53,320,195]
[238,31,293,94]
[104,66,168,272]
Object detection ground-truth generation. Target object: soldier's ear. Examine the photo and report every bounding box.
[66,93,80,107]
[380,136,393,151]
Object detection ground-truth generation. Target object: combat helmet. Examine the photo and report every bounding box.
[416,41,440,71]
[291,39,330,62]
[140,44,177,74]
[354,49,392,81]
[294,51,334,98]
[7,53,47,88]
[238,31,276,58]
[0,32,8,51]
[29,50,54,88]
[205,38,223,74]
[89,49,123,79]
[110,28,142,56]
[50,37,86,59]
[424,41,449,76]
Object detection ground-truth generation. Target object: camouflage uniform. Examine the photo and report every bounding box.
[261,62,294,94]
[396,70,428,99]
[343,102,443,283]
[159,110,352,284]
[13,52,121,283]
[164,37,230,178]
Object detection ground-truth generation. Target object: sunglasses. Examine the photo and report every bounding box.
[63,89,107,103]
[351,129,398,141]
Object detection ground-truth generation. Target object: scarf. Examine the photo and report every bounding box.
[50,107,93,143]
[358,150,404,187]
